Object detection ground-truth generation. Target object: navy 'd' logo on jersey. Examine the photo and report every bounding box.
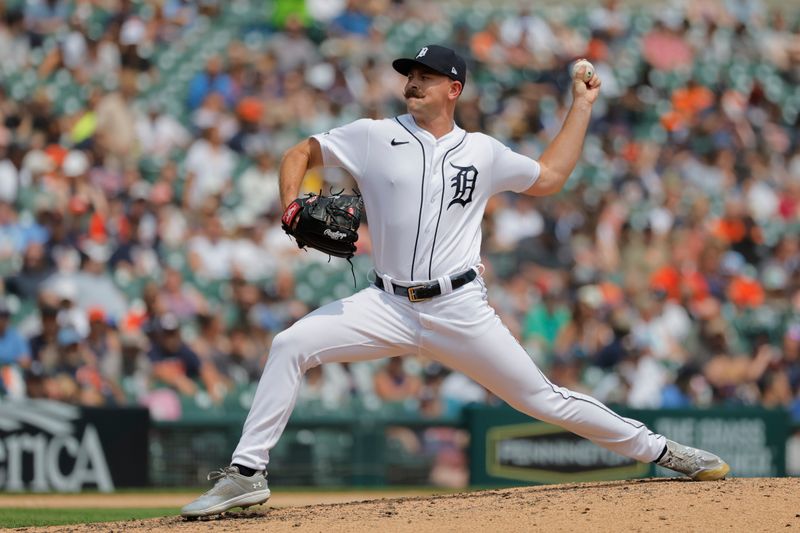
[447,163,478,209]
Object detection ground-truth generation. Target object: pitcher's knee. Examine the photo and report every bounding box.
[269,326,317,371]
[269,328,294,356]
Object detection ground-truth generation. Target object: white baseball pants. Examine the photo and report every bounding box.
[232,277,665,470]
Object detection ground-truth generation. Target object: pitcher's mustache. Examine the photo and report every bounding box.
[404,88,424,98]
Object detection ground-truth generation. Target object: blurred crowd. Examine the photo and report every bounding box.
[1,0,800,423]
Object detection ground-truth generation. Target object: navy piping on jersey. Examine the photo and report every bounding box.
[429,131,468,279]
[395,117,426,281]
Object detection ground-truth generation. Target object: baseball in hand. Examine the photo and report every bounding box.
[571,59,594,82]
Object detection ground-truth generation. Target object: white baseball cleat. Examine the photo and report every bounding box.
[181,466,271,518]
[656,439,730,481]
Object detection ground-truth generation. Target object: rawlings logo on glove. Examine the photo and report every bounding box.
[281,192,364,260]
[324,229,348,240]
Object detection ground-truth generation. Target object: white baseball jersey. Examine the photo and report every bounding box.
[311,114,540,282]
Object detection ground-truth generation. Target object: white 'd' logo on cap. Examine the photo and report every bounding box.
[416,47,428,58]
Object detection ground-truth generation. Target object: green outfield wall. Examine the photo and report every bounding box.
[0,400,793,491]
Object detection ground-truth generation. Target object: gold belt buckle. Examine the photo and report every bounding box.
[407,285,429,302]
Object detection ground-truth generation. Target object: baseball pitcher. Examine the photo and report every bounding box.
[181,45,729,518]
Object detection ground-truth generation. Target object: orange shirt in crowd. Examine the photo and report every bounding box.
[728,276,765,308]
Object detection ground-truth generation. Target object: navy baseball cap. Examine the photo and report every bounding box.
[393,45,466,86]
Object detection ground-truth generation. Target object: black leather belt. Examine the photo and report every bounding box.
[374,269,477,302]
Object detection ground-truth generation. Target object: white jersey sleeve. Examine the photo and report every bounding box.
[311,118,373,180]
[488,137,541,194]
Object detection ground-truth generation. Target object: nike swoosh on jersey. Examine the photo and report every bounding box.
[391,139,410,146]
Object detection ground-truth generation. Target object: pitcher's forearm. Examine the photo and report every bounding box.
[534,100,593,195]
[279,148,311,210]
[279,138,325,209]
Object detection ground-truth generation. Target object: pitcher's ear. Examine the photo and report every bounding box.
[451,80,463,99]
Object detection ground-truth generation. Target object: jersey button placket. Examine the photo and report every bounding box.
[412,155,434,279]
[424,167,437,235]
[430,167,439,204]
[424,166,434,231]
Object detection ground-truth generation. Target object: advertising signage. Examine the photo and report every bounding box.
[0,400,149,492]
[468,405,788,485]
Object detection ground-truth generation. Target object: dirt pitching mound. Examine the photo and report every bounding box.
[37,477,799,533]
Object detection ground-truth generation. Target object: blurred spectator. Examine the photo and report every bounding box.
[116,330,150,399]
[192,313,230,364]
[29,304,59,365]
[440,372,488,417]
[630,290,691,363]
[187,55,235,110]
[85,308,122,381]
[231,216,276,281]
[267,15,318,73]
[71,33,122,86]
[297,363,351,410]
[160,267,208,321]
[522,287,569,355]
[191,92,239,141]
[183,126,235,210]
[24,0,69,48]
[188,215,233,280]
[238,150,280,217]
[0,10,31,74]
[62,149,108,216]
[374,357,421,407]
[147,313,223,403]
[0,200,45,268]
[419,364,448,418]
[593,310,634,370]
[330,0,372,37]
[5,242,54,300]
[43,241,128,322]
[0,144,20,203]
[135,102,191,160]
[48,327,114,406]
[0,299,30,368]
[215,326,263,385]
[554,286,611,362]
[94,74,139,167]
